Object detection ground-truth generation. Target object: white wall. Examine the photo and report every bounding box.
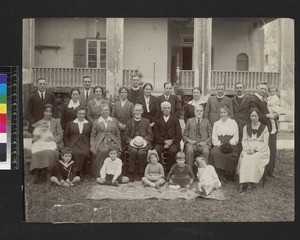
[34,18,106,68]
[124,18,168,90]
[212,20,264,71]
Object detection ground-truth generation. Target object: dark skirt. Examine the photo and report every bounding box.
[171,175,192,187]
[68,137,90,174]
[209,135,238,174]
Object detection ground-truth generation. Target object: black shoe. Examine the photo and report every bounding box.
[267,172,277,178]
[129,172,134,182]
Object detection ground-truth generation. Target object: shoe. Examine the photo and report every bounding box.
[267,172,277,178]
[239,184,244,193]
[201,186,208,196]
[245,184,252,193]
[112,181,119,187]
[169,184,180,190]
[129,172,134,182]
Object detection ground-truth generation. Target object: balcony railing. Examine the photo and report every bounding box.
[178,69,280,90]
[211,70,280,90]
[32,67,106,87]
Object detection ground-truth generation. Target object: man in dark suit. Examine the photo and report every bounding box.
[127,74,144,104]
[204,83,234,126]
[124,104,153,181]
[231,82,251,156]
[25,78,57,133]
[183,105,212,170]
[153,101,182,172]
[157,82,181,119]
[78,76,95,106]
[249,82,278,178]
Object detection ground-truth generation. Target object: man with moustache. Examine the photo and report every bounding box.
[153,101,182,172]
[183,105,212,171]
[78,76,95,107]
[231,82,251,156]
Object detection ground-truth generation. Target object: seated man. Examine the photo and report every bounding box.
[183,105,212,171]
[124,104,153,181]
[153,101,182,172]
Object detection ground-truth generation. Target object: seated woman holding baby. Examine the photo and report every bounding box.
[30,105,61,184]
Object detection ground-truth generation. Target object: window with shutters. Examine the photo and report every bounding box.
[73,39,106,68]
[236,53,249,71]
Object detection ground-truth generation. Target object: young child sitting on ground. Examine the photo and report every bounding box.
[195,156,221,196]
[142,150,165,189]
[267,86,283,134]
[31,120,57,154]
[167,151,194,189]
[50,147,80,187]
[96,146,129,186]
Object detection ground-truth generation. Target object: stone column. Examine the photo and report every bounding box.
[193,18,212,95]
[106,18,124,98]
[279,18,294,130]
[22,18,35,84]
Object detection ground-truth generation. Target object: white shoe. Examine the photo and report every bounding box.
[169,184,180,190]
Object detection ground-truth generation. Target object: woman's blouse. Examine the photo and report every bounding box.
[212,118,239,146]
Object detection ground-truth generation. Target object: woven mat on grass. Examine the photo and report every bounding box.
[87,182,227,201]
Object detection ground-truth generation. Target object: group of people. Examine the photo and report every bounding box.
[26,74,281,194]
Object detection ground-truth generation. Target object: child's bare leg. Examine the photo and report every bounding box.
[206,181,221,195]
[154,178,165,188]
[142,177,155,187]
[71,176,80,185]
[270,119,276,134]
[50,176,61,186]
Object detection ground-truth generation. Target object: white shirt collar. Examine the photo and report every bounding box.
[237,94,244,98]
[38,90,45,95]
[132,86,140,90]
[255,93,264,101]
[73,119,88,124]
[216,94,225,99]
[68,100,80,109]
[163,115,170,122]
[84,89,91,94]
[98,116,113,123]
[164,94,170,99]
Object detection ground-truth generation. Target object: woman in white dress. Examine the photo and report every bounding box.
[209,105,239,182]
[238,108,270,193]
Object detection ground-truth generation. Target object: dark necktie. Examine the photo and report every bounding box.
[86,91,89,101]
[41,92,44,101]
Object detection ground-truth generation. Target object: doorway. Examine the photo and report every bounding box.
[182,47,193,70]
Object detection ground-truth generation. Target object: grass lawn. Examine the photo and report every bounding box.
[24,150,294,222]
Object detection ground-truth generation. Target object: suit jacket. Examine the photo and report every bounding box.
[79,89,95,106]
[63,121,92,147]
[111,100,134,124]
[157,94,181,119]
[204,95,234,126]
[183,117,212,145]
[86,98,108,123]
[231,94,251,131]
[33,117,63,144]
[153,116,182,146]
[136,95,160,123]
[127,87,144,104]
[249,94,277,133]
[90,117,122,154]
[60,102,78,131]
[124,117,153,147]
[25,91,57,133]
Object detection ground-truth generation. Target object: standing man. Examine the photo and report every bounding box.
[25,78,57,133]
[231,82,251,156]
[153,101,182,172]
[157,82,181,119]
[204,83,234,126]
[183,105,212,171]
[249,82,278,178]
[79,76,95,106]
[127,74,144,104]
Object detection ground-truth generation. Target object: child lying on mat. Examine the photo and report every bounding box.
[195,156,221,196]
[167,151,194,189]
[96,146,129,186]
[142,150,165,189]
[50,147,80,187]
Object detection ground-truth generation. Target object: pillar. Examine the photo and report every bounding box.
[106,18,124,97]
[22,18,35,84]
[193,18,212,95]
